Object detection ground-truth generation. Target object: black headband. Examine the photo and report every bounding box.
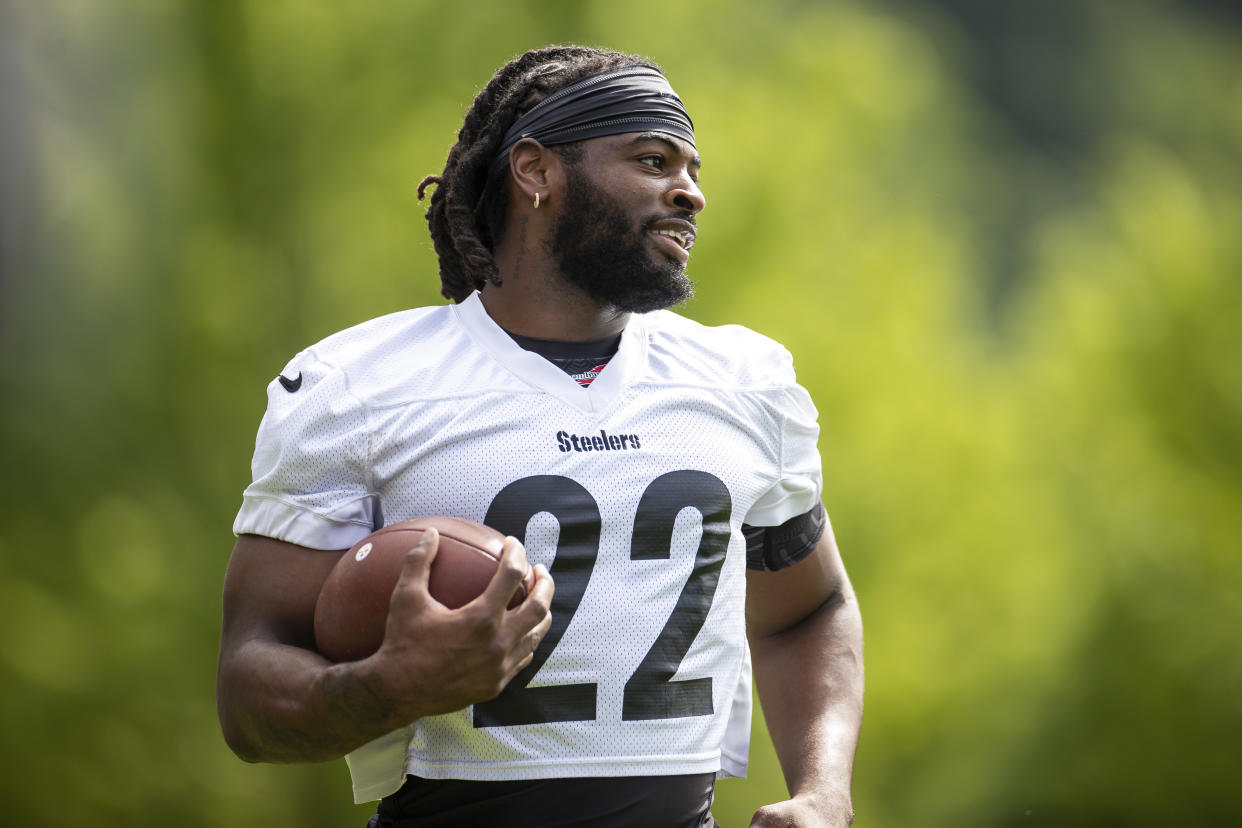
[489,65,696,178]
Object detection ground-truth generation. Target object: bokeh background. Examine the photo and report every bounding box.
[3,1,1241,825]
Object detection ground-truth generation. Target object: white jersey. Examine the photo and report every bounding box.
[234,292,823,803]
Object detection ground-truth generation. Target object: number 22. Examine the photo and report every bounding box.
[472,470,732,728]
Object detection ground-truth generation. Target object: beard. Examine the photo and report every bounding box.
[547,165,694,313]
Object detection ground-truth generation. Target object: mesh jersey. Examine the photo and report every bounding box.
[234,292,823,803]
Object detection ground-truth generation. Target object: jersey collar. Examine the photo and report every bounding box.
[451,292,649,414]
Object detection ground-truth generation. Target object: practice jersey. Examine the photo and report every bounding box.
[234,292,823,803]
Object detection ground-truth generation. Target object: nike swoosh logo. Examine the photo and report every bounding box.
[278,372,303,393]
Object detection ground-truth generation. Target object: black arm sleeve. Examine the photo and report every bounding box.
[742,501,826,571]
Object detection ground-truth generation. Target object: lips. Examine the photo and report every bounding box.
[648,218,697,257]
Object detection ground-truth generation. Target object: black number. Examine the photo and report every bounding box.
[473,476,600,727]
[472,470,731,728]
[623,471,732,720]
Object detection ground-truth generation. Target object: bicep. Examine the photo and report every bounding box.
[745,522,849,638]
[220,534,346,652]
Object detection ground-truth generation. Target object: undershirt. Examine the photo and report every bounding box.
[504,329,622,388]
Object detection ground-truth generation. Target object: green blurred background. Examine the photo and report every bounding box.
[3,1,1240,825]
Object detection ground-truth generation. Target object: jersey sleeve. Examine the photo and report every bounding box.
[743,372,824,529]
[232,349,378,550]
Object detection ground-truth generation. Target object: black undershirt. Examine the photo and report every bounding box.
[506,329,622,387]
[504,329,622,360]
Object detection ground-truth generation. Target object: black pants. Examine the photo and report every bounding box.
[366,773,719,828]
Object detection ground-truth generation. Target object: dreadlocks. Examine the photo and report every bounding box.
[418,46,655,303]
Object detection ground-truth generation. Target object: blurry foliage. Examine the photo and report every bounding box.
[2,0,1240,825]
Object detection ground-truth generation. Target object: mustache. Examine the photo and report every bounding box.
[642,213,697,229]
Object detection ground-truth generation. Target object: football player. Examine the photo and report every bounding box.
[217,45,863,828]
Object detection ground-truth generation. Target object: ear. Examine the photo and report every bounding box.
[508,138,563,206]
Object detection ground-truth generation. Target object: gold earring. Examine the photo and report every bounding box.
[533,192,541,209]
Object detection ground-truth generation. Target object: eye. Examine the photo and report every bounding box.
[638,155,665,171]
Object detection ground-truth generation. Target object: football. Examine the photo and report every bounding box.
[313,516,533,662]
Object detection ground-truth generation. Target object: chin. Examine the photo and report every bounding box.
[601,276,694,314]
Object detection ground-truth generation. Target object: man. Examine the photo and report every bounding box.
[217,46,863,828]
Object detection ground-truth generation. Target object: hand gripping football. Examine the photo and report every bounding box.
[313,516,533,662]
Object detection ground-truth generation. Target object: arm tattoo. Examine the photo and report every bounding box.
[323,663,397,734]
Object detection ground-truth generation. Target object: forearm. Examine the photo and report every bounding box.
[216,532,553,765]
[217,638,406,764]
[750,585,864,819]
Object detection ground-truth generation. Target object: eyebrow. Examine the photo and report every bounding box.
[626,132,702,171]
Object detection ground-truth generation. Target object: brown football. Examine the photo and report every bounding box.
[313,516,531,662]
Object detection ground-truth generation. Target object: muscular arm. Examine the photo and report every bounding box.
[216,530,553,763]
[745,520,864,828]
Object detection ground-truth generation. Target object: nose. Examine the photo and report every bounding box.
[666,175,706,216]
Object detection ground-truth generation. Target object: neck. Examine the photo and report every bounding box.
[478,278,631,342]
[486,220,630,342]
